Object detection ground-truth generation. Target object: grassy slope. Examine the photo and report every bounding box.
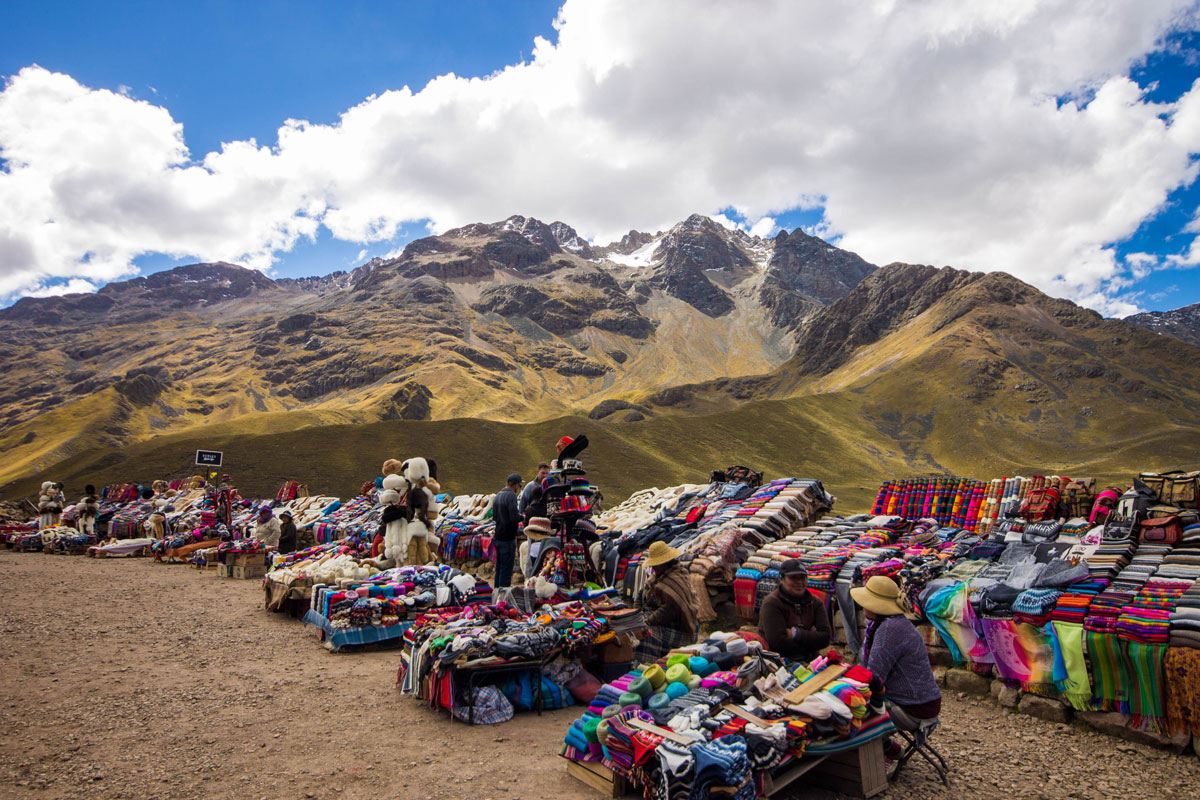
[6,269,1199,510]
[7,383,1197,513]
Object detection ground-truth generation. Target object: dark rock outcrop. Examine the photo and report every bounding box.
[760,229,875,329]
[381,382,433,421]
[644,215,744,317]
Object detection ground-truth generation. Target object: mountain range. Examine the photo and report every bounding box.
[1,214,1198,506]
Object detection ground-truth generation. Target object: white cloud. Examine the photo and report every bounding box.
[2,0,1200,313]
[23,277,97,297]
[748,216,778,238]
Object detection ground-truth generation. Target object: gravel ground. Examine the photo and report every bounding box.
[2,549,1199,800]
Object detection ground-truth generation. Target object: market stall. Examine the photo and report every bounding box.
[560,632,892,799]
[398,598,611,723]
[303,563,492,651]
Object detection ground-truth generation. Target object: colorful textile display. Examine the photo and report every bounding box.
[560,632,891,797]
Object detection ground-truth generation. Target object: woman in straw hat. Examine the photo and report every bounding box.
[633,541,700,662]
[851,575,942,757]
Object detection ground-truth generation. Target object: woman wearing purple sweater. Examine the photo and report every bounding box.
[852,576,942,757]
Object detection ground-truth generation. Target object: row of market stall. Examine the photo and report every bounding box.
[4,459,1199,797]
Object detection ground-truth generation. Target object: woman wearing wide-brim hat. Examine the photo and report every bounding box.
[851,576,942,757]
[633,541,700,662]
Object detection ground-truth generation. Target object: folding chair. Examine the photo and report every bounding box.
[887,703,950,785]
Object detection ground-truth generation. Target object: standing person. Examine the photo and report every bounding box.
[51,483,66,527]
[252,507,281,548]
[519,462,550,520]
[758,560,832,661]
[77,485,100,537]
[492,473,522,588]
[215,474,237,529]
[277,511,298,554]
[518,465,549,515]
[634,541,700,662]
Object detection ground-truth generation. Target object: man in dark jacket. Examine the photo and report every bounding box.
[758,559,831,661]
[518,463,550,522]
[278,511,298,554]
[492,473,522,588]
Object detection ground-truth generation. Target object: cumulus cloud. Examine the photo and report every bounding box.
[2,0,1200,313]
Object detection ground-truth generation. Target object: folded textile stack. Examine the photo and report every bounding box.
[1083,590,1136,634]
[1112,544,1171,592]
[1013,588,1063,627]
[1083,540,1137,581]
[1169,578,1200,649]
[1113,578,1193,645]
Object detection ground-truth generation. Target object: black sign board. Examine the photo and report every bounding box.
[195,450,224,467]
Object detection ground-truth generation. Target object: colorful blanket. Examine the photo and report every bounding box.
[979,617,1057,694]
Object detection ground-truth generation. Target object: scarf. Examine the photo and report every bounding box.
[1123,641,1167,733]
[978,617,1057,694]
[1085,630,1129,712]
[1050,621,1093,710]
[650,563,700,637]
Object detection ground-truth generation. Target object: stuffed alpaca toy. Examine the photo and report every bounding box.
[380,474,411,564]
[400,458,438,565]
[145,497,168,539]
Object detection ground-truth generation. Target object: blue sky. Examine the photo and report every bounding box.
[1,0,561,279]
[1,2,1199,315]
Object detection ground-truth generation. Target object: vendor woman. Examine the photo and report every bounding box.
[851,575,942,739]
[252,507,281,548]
[634,541,700,662]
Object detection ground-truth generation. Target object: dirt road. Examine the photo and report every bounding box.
[1,550,1199,800]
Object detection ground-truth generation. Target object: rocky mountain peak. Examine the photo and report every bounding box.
[1125,301,1200,348]
[0,261,276,324]
[500,215,562,253]
[548,221,593,257]
[759,228,877,330]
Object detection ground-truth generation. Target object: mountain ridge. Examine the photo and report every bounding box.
[2,215,1198,501]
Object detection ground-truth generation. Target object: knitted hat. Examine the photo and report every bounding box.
[850,575,905,616]
[642,664,667,690]
[525,517,553,539]
[665,663,690,685]
[725,637,749,657]
[666,653,690,670]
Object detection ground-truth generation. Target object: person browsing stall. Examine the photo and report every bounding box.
[634,541,700,661]
[492,473,522,588]
[519,462,550,519]
[758,559,832,660]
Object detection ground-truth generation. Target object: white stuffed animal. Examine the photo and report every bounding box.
[401,458,438,564]
[378,484,411,564]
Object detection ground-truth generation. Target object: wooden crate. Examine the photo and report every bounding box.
[233,564,267,580]
[217,564,234,578]
[808,738,888,799]
[763,738,887,799]
[566,760,631,798]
